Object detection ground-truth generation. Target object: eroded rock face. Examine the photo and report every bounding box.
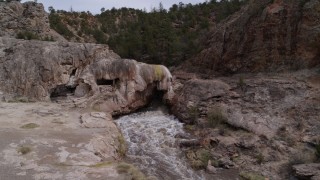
[171,70,320,139]
[171,69,320,179]
[0,37,174,115]
[0,1,65,41]
[188,0,320,74]
[293,163,320,180]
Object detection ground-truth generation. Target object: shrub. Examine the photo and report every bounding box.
[116,163,146,180]
[207,106,227,128]
[117,135,127,158]
[255,152,265,165]
[17,146,31,155]
[197,149,212,166]
[188,149,214,169]
[16,31,39,40]
[188,106,199,122]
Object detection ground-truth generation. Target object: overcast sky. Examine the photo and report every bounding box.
[22,0,207,14]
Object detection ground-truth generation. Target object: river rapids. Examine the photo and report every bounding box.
[116,108,204,180]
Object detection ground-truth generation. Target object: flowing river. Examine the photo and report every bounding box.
[116,106,204,180]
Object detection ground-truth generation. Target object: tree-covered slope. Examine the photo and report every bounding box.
[49,0,249,66]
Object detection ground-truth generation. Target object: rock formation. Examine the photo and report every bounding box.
[0,37,174,115]
[187,0,320,74]
[293,163,320,180]
[0,1,65,41]
[171,68,320,179]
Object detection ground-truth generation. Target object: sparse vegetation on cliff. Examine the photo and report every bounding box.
[207,106,227,128]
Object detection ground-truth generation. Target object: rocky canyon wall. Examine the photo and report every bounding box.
[188,0,320,74]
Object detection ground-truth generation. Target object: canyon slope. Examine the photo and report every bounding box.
[186,0,320,74]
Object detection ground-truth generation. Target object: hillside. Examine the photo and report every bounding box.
[48,0,249,66]
[0,1,65,41]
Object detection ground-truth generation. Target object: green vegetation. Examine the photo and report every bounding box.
[197,149,212,166]
[187,149,214,169]
[7,96,30,103]
[188,106,199,123]
[49,0,249,66]
[49,13,74,40]
[17,146,31,155]
[117,135,127,158]
[207,106,227,128]
[255,152,265,165]
[153,65,164,81]
[116,163,146,180]
[16,31,39,40]
[20,123,40,129]
[239,171,265,180]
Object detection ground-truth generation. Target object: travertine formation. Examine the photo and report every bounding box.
[0,37,173,114]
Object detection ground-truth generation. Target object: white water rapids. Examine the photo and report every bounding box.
[116,109,204,180]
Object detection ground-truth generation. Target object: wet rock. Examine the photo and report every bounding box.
[179,139,201,148]
[293,163,320,180]
[174,133,192,139]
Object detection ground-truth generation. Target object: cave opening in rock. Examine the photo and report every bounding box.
[96,78,119,86]
[146,89,167,110]
[50,84,76,100]
[70,69,77,76]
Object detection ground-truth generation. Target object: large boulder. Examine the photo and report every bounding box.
[293,163,320,180]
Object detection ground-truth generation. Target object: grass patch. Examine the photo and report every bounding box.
[116,163,146,180]
[117,135,127,158]
[197,149,212,166]
[187,149,214,170]
[255,152,265,165]
[20,123,39,129]
[17,146,31,155]
[89,161,113,168]
[188,106,199,123]
[207,106,227,128]
[184,124,195,132]
[8,97,30,103]
[240,171,265,180]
